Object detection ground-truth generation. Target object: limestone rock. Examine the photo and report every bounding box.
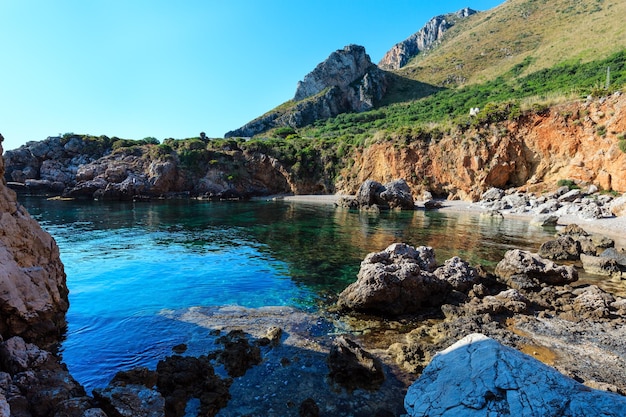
[404,333,626,417]
[433,256,479,292]
[226,45,388,138]
[609,194,626,217]
[355,179,414,210]
[379,8,477,70]
[0,336,90,417]
[327,336,384,391]
[93,384,164,417]
[337,243,448,315]
[580,252,626,279]
[215,330,262,377]
[538,236,582,261]
[494,249,578,290]
[0,135,69,347]
[530,214,559,227]
[294,44,372,101]
[570,285,615,320]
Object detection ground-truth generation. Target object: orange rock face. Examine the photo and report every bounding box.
[0,135,68,347]
[338,94,626,200]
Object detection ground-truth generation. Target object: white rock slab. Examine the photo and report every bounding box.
[404,333,626,417]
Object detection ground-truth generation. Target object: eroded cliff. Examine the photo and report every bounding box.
[0,134,68,347]
[337,93,626,199]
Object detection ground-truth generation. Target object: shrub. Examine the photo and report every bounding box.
[619,139,626,153]
[557,179,580,189]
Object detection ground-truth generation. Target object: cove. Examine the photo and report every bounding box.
[21,197,556,394]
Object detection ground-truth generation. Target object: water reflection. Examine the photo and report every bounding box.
[17,196,626,392]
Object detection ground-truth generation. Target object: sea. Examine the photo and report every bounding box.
[21,196,560,393]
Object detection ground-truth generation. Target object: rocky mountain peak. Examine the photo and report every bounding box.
[225,44,388,138]
[294,44,373,101]
[379,7,477,71]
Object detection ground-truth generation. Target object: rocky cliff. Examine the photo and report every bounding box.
[336,93,626,199]
[225,45,388,138]
[6,93,626,203]
[378,8,477,71]
[0,134,69,347]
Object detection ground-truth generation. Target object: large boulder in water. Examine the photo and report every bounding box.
[404,333,626,417]
[356,179,415,210]
[337,243,448,315]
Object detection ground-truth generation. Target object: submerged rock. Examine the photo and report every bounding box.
[404,333,626,417]
[327,336,385,391]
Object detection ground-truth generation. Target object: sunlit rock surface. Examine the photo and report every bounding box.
[405,333,626,417]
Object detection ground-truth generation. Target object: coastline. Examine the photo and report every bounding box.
[274,194,626,248]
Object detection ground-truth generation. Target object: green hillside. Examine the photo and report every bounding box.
[395,0,626,90]
[249,0,626,140]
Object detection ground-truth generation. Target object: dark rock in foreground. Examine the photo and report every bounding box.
[327,336,385,392]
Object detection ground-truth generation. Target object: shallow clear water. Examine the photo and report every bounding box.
[22,197,559,393]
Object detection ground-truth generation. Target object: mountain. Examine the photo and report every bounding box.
[226,0,626,136]
[378,7,477,71]
[395,0,626,88]
[224,45,388,138]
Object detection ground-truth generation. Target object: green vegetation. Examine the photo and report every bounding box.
[557,179,580,190]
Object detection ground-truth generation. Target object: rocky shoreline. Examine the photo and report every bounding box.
[3,138,626,416]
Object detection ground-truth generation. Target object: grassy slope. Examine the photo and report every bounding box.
[397,0,626,89]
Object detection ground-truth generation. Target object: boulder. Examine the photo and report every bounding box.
[327,336,385,391]
[538,236,582,260]
[404,333,626,417]
[494,249,578,290]
[609,194,626,217]
[355,179,415,210]
[379,179,415,209]
[570,285,616,320]
[356,179,386,207]
[93,384,165,417]
[530,214,559,227]
[480,187,504,202]
[433,256,479,292]
[580,252,626,279]
[558,188,582,202]
[337,243,447,315]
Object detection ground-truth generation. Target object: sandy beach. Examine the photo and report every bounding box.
[274,194,626,248]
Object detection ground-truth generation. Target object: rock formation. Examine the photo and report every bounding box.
[336,93,626,200]
[0,134,69,347]
[0,134,104,416]
[341,178,416,210]
[225,45,388,138]
[379,8,477,70]
[404,333,626,417]
[337,243,451,315]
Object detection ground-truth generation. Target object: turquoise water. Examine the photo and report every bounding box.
[21,197,555,393]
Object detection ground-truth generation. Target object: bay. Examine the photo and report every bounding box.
[21,196,555,393]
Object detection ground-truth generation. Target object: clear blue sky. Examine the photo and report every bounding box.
[1,0,504,151]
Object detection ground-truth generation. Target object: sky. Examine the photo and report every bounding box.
[0,0,504,152]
